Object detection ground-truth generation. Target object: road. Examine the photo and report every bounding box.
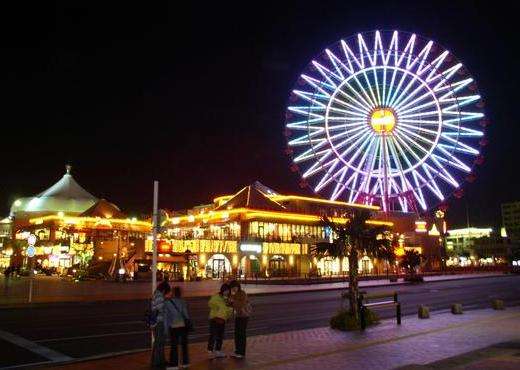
[1,275,519,368]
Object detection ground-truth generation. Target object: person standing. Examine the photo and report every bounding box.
[207,283,233,358]
[151,281,171,368]
[165,286,190,370]
[229,280,251,359]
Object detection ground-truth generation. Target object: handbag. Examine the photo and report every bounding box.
[171,300,194,332]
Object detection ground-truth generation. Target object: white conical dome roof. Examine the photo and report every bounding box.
[10,165,98,216]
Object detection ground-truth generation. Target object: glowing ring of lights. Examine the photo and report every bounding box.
[285,30,486,212]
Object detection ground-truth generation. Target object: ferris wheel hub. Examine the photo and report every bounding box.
[370,108,396,134]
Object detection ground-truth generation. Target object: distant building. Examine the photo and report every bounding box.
[445,227,493,266]
[501,201,520,241]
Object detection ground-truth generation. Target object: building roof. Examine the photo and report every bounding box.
[80,199,125,219]
[10,165,98,216]
[215,183,285,212]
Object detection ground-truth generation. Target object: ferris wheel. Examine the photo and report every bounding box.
[285,30,487,212]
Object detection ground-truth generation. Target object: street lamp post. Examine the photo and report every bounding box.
[151,181,159,294]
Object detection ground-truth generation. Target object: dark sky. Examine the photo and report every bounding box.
[1,1,518,229]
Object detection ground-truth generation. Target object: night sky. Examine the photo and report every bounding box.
[1,1,518,229]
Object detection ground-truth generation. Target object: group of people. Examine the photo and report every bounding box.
[150,280,250,369]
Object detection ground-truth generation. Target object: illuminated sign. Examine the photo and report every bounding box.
[240,243,262,253]
[415,220,427,233]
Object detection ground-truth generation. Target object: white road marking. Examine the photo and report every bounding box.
[0,329,73,362]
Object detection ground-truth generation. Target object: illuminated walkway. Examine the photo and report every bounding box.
[38,307,520,370]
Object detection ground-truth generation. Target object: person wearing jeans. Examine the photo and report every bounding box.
[151,281,171,368]
[165,286,190,369]
[207,283,232,358]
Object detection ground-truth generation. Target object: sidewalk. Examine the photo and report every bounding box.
[0,272,505,306]
[37,306,520,370]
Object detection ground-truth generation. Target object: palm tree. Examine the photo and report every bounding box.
[312,209,395,322]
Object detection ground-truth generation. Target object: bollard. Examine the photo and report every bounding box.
[491,299,505,310]
[418,305,430,319]
[451,303,463,314]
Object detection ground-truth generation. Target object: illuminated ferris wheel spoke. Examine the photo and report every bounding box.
[386,70,409,107]
[327,106,367,118]
[292,90,328,107]
[436,78,474,96]
[442,123,483,137]
[393,132,426,165]
[435,147,471,172]
[286,30,485,211]
[348,76,376,109]
[430,155,460,186]
[331,94,371,115]
[398,123,438,135]
[390,74,419,109]
[330,129,371,157]
[396,99,438,117]
[424,50,450,82]
[396,126,436,147]
[341,40,363,72]
[312,61,341,88]
[325,49,348,79]
[398,109,440,120]
[327,121,366,131]
[392,82,430,112]
[384,67,399,106]
[337,131,373,163]
[301,75,333,97]
[432,64,463,91]
[438,137,480,155]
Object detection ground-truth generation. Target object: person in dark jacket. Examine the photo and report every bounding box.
[151,281,171,368]
[164,286,190,369]
[229,280,251,358]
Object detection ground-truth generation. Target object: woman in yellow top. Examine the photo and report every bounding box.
[207,283,233,358]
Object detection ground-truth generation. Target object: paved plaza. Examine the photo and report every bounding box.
[27,306,520,370]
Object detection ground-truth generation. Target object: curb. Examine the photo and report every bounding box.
[0,273,508,310]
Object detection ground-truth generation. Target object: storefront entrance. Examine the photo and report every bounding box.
[240,255,260,276]
[206,254,231,279]
[269,255,287,276]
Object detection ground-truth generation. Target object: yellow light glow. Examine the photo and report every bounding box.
[262,255,268,266]
[415,220,427,233]
[57,211,65,218]
[29,215,151,229]
[232,254,238,266]
[370,108,396,133]
[167,206,392,228]
[269,195,379,210]
[213,195,234,206]
[199,253,206,265]
[289,255,294,266]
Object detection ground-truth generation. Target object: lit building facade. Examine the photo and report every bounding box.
[4,166,150,274]
[502,201,520,242]
[147,182,441,280]
[445,227,494,266]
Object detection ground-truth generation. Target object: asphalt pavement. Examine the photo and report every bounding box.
[1,275,519,369]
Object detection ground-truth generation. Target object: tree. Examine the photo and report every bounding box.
[400,250,422,275]
[312,209,395,322]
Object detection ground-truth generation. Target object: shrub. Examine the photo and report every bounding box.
[330,308,380,331]
[404,275,424,283]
